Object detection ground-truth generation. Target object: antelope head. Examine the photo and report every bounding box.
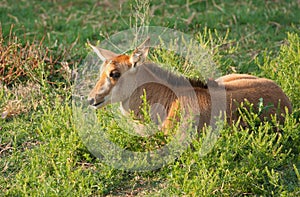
[87,38,150,109]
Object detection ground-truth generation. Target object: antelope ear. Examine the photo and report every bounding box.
[130,37,150,68]
[88,41,118,61]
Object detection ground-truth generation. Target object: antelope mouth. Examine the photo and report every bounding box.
[89,99,105,109]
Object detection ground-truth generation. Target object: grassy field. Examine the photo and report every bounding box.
[1,0,300,196]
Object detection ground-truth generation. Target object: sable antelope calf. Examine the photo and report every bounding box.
[87,38,292,133]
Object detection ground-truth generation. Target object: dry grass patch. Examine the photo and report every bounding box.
[0,24,72,86]
[1,82,42,119]
[0,25,74,119]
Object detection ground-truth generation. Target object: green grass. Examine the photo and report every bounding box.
[1,0,300,196]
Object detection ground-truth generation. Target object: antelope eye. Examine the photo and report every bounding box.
[109,70,121,79]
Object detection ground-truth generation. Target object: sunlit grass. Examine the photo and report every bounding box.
[1,0,300,196]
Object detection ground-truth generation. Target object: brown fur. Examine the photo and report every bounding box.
[88,39,292,133]
[218,74,292,125]
[119,65,292,131]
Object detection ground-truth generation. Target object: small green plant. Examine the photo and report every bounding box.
[139,89,153,124]
[236,98,276,130]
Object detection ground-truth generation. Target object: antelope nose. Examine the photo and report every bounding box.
[88,97,95,105]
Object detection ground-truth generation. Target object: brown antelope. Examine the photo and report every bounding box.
[87,38,292,134]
